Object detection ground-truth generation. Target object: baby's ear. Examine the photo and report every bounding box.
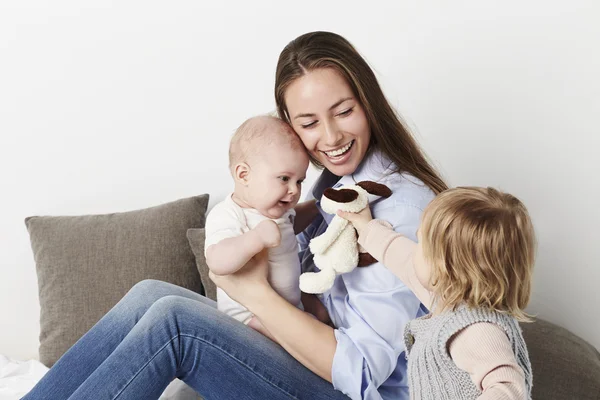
[356,181,392,198]
[234,162,250,185]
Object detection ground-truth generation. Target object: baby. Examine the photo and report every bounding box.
[339,186,535,399]
[204,115,314,337]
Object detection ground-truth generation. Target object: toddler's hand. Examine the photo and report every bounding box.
[337,206,373,237]
[254,220,281,248]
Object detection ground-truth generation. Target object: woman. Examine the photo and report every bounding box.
[23,32,446,400]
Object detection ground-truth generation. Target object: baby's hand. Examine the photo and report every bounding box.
[254,220,281,248]
[337,207,373,238]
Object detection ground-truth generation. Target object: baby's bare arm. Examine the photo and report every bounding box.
[206,232,264,276]
[206,220,280,276]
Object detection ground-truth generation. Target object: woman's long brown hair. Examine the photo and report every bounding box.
[275,31,447,195]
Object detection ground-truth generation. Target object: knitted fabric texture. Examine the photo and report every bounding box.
[404,305,533,399]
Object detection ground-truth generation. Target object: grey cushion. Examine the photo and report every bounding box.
[186,228,216,302]
[522,319,600,399]
[25,194,209,367]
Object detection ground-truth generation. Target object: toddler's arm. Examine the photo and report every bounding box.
[358,219,433,309]
[206,220,280,276]
[449,323,527,399]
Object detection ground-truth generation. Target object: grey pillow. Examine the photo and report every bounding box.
[521,318,600,399]
[186,228,216,302]
[25,194,209,367]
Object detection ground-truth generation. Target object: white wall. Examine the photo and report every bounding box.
[1,1,598,360]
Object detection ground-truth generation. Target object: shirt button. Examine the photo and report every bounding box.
[407,333,415,346]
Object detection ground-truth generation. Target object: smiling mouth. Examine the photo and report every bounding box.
[322,140,354,158]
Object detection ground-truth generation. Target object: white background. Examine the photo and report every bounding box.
[1,0,598,360]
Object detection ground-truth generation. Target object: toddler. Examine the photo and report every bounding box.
[339,186,535,399]
[205,115,315,337]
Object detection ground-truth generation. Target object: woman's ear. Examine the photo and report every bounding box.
[356,181,392,198]
[234,163,251,185]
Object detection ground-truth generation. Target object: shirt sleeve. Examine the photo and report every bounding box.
[449,323,527,400]
[358,219,433,309]
[203,202,246,256]
[331,202,426,400]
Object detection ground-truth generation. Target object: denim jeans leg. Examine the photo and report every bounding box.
[23,279,214,400]
[65,295,348,400]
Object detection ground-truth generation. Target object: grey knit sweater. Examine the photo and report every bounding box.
[404,305,532,399]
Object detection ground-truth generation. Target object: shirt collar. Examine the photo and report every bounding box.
[309,150,396,223]
[311,149,395,199]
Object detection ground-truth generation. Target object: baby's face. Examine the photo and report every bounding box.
[245,142,309,219]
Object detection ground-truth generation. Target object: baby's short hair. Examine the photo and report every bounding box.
[228,115,304,169]
[421,187,536,321]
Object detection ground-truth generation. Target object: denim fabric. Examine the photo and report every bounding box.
[23,280,348,400]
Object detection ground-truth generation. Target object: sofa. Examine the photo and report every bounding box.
[24,194,600,399]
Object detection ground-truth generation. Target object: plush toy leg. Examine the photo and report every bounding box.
[299,268,336,294]
[326,227,359,274]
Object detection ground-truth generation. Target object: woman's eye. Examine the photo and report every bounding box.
[300,121,317,129]
[338,108,353,117]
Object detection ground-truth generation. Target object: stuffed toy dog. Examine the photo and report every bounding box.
[299,180,392,294]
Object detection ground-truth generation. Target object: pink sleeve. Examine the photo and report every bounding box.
[358,219,433,308]
[449,323,527,399]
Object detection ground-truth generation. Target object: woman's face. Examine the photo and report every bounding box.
[284,68,371,177]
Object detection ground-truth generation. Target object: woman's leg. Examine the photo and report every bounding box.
[66,295,348,400]
[23,279,212,400]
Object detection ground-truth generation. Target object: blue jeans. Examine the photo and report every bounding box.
[23,280,349,400]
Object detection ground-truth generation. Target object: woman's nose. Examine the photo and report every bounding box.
[322,119,343,146]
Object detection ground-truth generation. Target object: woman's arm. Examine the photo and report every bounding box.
[293,199,319,234]
[248,288,337,382]
[209,250,337,382]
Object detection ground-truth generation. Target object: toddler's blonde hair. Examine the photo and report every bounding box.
[421,187,536,321]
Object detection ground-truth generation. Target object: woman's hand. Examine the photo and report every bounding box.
[337,206,373,237]
[209,249,271,308]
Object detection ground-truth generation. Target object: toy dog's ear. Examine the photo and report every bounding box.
[323,188,359,203]
[356,181,392,198]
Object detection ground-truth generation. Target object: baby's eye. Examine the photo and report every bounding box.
[297,179,304,185]
[279,176,290,182]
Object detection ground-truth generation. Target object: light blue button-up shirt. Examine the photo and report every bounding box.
[297,151,436,400]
